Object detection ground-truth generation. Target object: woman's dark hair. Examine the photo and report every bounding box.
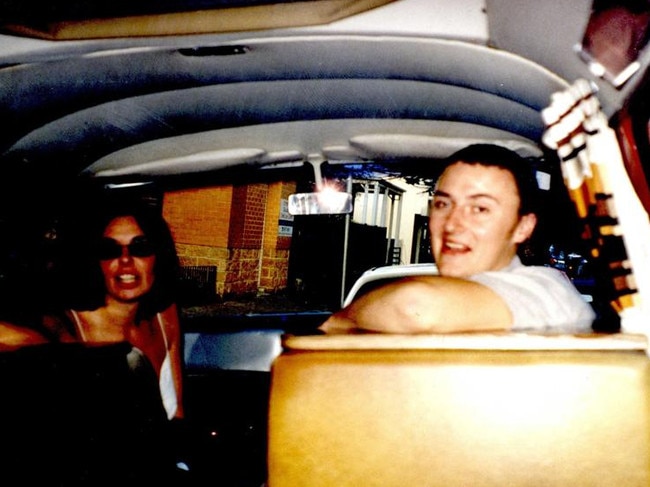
[441,144,541,217]
[54,184,180,320]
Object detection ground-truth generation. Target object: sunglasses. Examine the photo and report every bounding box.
[97,236,156,260]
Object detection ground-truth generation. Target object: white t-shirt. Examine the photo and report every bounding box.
[469,256,596,333]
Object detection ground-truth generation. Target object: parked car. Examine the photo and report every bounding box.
[1,0,650,485]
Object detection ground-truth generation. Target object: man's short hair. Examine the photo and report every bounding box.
[442,144,541,216]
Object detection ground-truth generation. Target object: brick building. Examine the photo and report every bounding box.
[163,181,296,298]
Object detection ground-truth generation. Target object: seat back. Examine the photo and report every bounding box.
[268,333,650,487]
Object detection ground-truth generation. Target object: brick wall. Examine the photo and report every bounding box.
[164,187,231,247]
[163,181,296,298]
[229,184,266,249]
[260,182,293,291]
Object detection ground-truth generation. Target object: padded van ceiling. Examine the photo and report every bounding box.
[0,0,647,184]
[0,37,565,181]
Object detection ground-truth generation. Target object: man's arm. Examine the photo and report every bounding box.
[319,276,513,334]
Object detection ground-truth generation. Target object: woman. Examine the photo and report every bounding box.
[43,188,184,420]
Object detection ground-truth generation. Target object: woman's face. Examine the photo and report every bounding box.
[99,215,156,304]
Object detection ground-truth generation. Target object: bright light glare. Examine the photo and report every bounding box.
[317,184,349,211]
[288,187,352,215]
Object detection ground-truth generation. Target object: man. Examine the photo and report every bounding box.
[320,144,595,334]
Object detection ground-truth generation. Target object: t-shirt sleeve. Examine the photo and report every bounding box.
[469,266,596,332]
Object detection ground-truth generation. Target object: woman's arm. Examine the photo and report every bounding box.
[0,320,49,349]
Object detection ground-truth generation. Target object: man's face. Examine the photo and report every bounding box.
[428,161,536,277]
